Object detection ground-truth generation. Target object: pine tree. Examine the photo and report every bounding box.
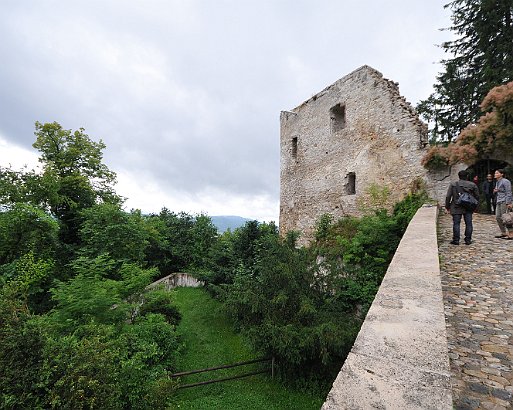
[418,0,513,142]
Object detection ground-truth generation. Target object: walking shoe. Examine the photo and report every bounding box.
[450,240,459,245]
[465,240,472,245]
[501,236,513,240]
[495,234,508,238]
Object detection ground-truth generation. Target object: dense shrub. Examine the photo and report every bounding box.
[207,191,427,383]
[0,203,59,265]
[0,287,46,409]
[140,289,182,326]
[41,317,180,410]
[199,220,278,296]
[224,233,360,382]
[0,255,181,409]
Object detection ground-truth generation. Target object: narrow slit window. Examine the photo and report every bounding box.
[292,137,298,159]
[346,172,356,195]
[330,103,346,133]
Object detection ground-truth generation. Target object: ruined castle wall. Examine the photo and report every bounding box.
[280,66,436,243]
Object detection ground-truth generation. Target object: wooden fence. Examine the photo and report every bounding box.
[171,357,274,389]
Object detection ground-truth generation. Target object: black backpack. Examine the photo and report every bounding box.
[455,182,478,211]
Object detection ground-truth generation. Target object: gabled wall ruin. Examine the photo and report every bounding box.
[279,65,444,242]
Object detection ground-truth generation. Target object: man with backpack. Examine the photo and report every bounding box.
[445,170,480,245]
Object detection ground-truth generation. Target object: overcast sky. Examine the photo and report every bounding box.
[0,1,451,222]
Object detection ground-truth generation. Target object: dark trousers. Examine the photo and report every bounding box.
[485,195,495,214]
[452,212,473,243]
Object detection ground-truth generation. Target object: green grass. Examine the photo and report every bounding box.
[168,287,325,410]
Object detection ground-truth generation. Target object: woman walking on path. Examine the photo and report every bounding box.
[493,168,513,239]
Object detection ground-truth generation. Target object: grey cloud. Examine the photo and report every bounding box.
[0,0,450,217]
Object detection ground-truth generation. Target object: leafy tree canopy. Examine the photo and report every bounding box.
[0,122,122,246]
[201,189,427,382]
[417,0,513,142]
[32,121,119,202]
[0,203,58,265]
[422,80,513,169]
[79,204,149,264]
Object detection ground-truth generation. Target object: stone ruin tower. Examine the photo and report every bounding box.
[279,65,441,243]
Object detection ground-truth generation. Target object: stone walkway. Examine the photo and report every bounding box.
[439,212,513,409]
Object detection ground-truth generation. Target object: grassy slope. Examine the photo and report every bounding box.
[168,287,325,410]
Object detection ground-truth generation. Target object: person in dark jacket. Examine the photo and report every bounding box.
[481,173,496,214]
[445,170,480,245]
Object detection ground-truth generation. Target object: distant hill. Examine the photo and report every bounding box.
[210,215,253,233]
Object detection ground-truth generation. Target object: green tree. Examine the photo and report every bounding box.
[47,255,156,332]
[144,209,195,275]
[144,209,218,276]
[40,257,180,408]
[0,203,58,265]
[1,252,56,314]
[42,330,123,410]
[232,220,278,268]
[418,0,513,142]
[224,233,358,381]
[421,80,513,169]
[200,230,237,291]
[143,213,173,276]
[216,192,426,382]
[31,121,122,245]
[199,220,280,295]
[0,166,44,207]
[189,214,218,269]
[79,204,149,264]
[0,122,185,409]
[42,316,179,410]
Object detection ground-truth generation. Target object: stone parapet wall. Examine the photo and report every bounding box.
[322,205,452,409]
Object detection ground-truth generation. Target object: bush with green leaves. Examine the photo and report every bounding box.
[0,253,182,409]
[199,220,278,295]
[47,256,181,404]
[211,191,427,383]
[314,190,428,309]
[79,204,149,264]
[0,285,46,409]
[41,316,180,410]
[144,209,218,277]
[223,232,360,382]
[0,203,58,265]
[139,288,182,326]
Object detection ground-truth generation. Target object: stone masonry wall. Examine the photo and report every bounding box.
[321,205,452,409]
[147,272,203,290]
[280,65,442,243]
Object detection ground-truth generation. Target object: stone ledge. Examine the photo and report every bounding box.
[322,205,452,409]
[147,272,203,290]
